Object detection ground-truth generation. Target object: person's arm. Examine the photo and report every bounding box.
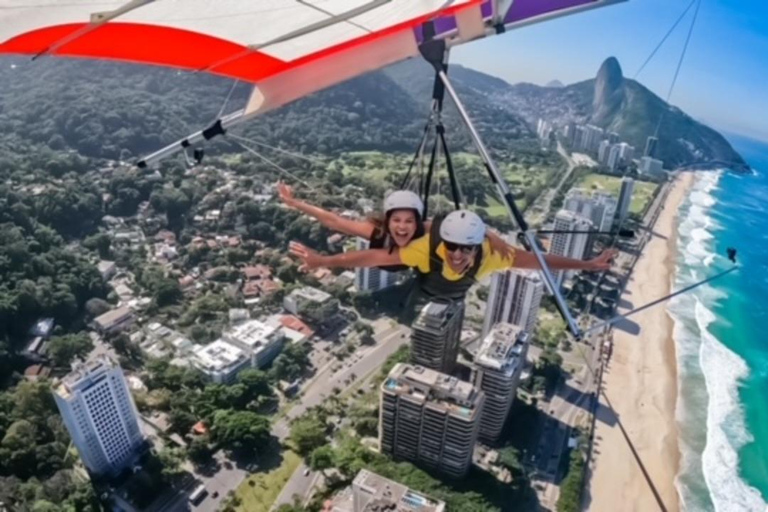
[485,229,515,260]
[289,242,403,271]
[278,182,374,239]
[513,249,617,272]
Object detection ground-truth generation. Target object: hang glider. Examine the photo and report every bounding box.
[0,0,633,339]
[0,0,625,167]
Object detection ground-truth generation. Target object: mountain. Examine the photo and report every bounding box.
[546,80,565,88]
[0,55,742,169]
[0,56,532,164]
[488,57,746,169]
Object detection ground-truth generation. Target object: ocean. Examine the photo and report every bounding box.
[670,134,768,511]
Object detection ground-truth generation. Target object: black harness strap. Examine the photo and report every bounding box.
[438,124,462,211]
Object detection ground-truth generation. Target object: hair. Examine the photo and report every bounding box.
[369,208,425,251]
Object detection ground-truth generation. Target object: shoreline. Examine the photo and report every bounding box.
[586,173,695,512]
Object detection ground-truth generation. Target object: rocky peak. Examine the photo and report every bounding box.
[592,56,625,124]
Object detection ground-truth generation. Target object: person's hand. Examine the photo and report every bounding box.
[277,182,296,207]
[586,249,618,271]
[487,235,515,260]
[289,241,325,272]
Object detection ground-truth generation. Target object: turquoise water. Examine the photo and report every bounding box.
[670,135,768,511]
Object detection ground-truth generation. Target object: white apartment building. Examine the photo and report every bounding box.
[53,357,145,476]
[472,324,530,443]
[550,210,592,288]
[482,269,543,338]
[283,286,333,316]
[354,239,400,292]
[224,319,285,369]
[189,339,251,384]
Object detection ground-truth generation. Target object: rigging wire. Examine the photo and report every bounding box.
[214,80,241,121]
[655,0,702,137]
[632,0,698,79]
[228,133,328,167]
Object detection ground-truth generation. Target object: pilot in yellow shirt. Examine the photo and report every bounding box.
[398,234,515,280]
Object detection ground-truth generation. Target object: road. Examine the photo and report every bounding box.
[156,321,408,512]
[528,141,578,226]
[271,323,411,509]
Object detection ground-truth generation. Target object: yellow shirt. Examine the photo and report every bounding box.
[399,234,515,281]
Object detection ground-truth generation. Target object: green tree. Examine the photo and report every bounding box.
[236,369,271,404]
[153,278,182,307]
[557,448,586,512]
[188,436,213,466]
[82,233,111,259]
[498,446,523,474]
[84,298,111,319]
[47,333,93,367]
[156,446,186,479]
[211,410,270,454]
[309,445,334,476]
[289,414,327,457]
[168,408,196,437]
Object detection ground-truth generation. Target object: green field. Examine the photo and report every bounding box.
[337,150,562,218]
[234,451,302,512]
[575,173,658,214]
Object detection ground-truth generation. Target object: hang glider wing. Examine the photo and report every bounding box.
[1,1,624,115]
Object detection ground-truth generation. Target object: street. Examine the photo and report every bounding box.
[270,323,411,509]
[153,320,408,512]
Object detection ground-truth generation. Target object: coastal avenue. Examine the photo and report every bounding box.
[531,175,675,508]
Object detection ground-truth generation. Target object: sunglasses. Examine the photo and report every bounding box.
[444,241,477,254]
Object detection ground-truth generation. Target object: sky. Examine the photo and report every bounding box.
[452,0,768,142]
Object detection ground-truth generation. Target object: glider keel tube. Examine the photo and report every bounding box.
[437,70,582,338]
[136,109,248,168]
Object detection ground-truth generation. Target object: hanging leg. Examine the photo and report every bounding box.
[436,70,583,338]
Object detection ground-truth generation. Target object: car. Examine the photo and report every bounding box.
[212,491,219,499]
[303,468,311,476]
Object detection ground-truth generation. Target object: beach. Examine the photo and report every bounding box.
[586,172,695,512]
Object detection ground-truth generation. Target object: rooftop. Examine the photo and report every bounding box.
[94,306,134,329]
[329,470,445,512]
[191,340,246,372]
[475,323,529,375]
[225,320,280,349]
[55,355,118,399]
[290,286,332,303]
[383,363,482,417]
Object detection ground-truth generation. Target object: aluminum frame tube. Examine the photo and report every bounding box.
[136,109,248,168]
[437,70,582,338]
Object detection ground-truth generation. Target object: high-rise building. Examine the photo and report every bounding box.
[550,210,592,287]
[328,469,446,512]
[573,126,586,150]
[410,301,464,374]
[472,324,529,443]
[563,121,577,146]
[608,131,621,144]
[564,188,616,234]
[607,143,622,171]
[379,363,485,478]
[53,357,145,476]
[482,270,543,338]
[639,156,664,177]
[617,142,635,164]
[591,191,618,232]
[597,139,611,164]
[644,136,659,158]
[617,177,635,224]
[355,239,399,292]
[579,124,604,153]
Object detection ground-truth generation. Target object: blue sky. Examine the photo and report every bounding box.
[453,0,768,142]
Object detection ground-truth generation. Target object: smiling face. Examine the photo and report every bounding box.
[387,209,419,247]
[443,243,478,273]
